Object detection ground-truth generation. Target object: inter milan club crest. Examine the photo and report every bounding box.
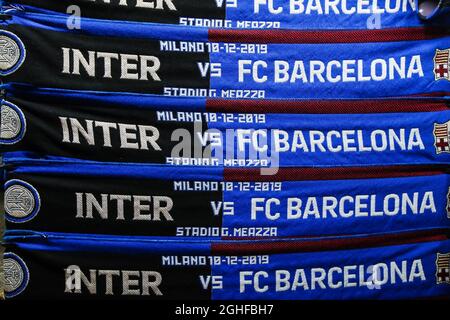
[4,179,41,223]
[434,49,450,81]
[436,253,450,285]
[433,121,450,154]
[3,252,30,298]
[0,101,26,144]
[0,30,26,75]
[447,187,450,219]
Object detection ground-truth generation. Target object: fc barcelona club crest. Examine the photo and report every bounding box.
[436,253,450,284]
[434,49,450,81]
[3,252,30,298]
[433,121,450,154]
[0,30,26,75]
[4,179,41,223]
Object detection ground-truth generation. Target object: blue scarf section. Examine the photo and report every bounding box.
[2,87,450,167]
[5,0,450,29]
[2,155,449,238]
[2,12,450,98]
[3,232,450,299]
